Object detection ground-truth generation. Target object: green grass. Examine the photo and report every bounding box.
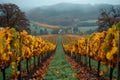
[79,20,97,23]
[0,66,12,80]
[81,56,117,78]
[0,57,37,80]
[78,26,98,32]
[91,59,117,78]
[43,35,77,80]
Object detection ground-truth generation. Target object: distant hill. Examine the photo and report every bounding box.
[26,3,120,27]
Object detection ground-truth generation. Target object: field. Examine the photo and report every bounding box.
[79,20,97,23]
[0,21,119,80]
[0,22,119,80]
[78,26,98,32]
[32,21,60,29]
[30,22,53,34]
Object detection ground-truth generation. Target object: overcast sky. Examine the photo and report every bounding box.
[0,0,120,8]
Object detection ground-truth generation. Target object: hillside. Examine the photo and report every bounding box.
[26,3,120,27]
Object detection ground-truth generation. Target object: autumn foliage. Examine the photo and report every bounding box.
[63,25,118,79]
[0,27,56,79]
[0,4,29,31]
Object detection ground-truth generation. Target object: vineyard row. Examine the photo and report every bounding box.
[62,25,119,80]
[0,27,57,80]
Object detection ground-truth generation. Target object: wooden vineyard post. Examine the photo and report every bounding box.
[79,55,81,62]
[38,56,40,66]
[109,65,114,80]
[89,57,91,70]
[17,61,22,80]
[97,61,101,77]
[117,22,120,80]
[1,68,6,80]
[26,59,29,74]
[34,55,36,67]
[84,56,87,66]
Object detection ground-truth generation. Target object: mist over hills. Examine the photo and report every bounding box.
[26,3,120,26]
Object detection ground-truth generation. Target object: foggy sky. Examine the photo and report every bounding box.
[0,0,120,8]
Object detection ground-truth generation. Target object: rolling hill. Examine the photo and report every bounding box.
[26,3,120,27]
